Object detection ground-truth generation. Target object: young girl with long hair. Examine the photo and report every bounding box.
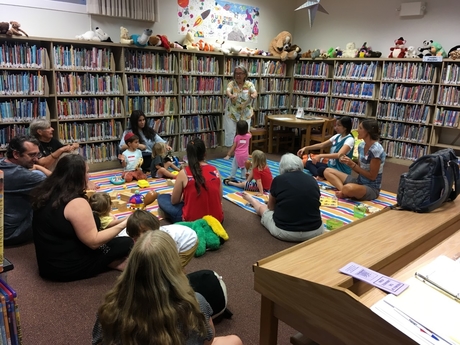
[157,138,223,223]
[92,230,242,345]
[224,120,251,180]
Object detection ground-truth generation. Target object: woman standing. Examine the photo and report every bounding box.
[31,154,132,282]
[324,119,385,200]
[223,65,258,147]
[119,110,172,171]
[92,230,242,345]
[157,138,223,223]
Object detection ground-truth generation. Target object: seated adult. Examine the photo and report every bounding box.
[31,154,133,282]
[297,116,355,179]
[30,118,79,170]
[157,138,223,223]
[119,110,172,172]
[1,136,51,246]
[92,230,242,345]
[324,119,386,201]
[242,153,323,242]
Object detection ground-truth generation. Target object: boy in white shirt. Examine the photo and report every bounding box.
[118,132,147,182]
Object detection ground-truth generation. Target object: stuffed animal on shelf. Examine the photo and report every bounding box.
[197,39,214,52]
[430,41,447,57]
[120,26,133,45]
[301,50,312,58]
[342,42,358,58]
[405,46,418,58]
[285,44,302,59]
[448,45,460,60]
[170,42,184,49]
[417,40,432,58]
[149,34,172,52]
[357,42,369,58]
[76,27,111,42]
[215,39,241,55]
[389,37,407,58]
[182,31,200,51]
[7,21,28,37]
[269,31,297,61]
[131,29,153,47]
[335,47,343,57]
[327,47,337,58]
[310,49,321,60]
[0,22,10,35]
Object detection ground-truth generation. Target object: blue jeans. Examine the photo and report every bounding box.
[157,194,184,223]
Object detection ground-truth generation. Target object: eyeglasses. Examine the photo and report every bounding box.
[234,72,245,76]
[23,152,43,159]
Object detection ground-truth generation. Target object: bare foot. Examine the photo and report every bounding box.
[241,192,253,203]
[316,176,325,181]
[335,191,345,199]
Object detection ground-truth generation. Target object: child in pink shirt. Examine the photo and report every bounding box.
[224,120,251,180]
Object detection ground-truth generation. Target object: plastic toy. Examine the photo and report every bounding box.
[109,176,125,185]
[137,179,150,188]
[129,190,144,209]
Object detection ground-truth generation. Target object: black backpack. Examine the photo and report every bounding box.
[395,148,459,213]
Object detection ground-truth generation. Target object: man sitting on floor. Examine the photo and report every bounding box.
[0,136,51,245]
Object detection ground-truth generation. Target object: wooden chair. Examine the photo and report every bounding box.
[302,118,336,154]
[272,128,296,153]
[250,127,267,152]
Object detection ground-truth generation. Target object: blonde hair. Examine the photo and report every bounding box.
[251,150,267,170]
[89,193,112,217]
[152,142,166,158]
[126,209,160,239]
[97,231,208,345]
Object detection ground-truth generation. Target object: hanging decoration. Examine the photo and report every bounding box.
[295,0,329,28]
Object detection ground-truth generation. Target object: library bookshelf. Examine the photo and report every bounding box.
[1,35,460,168]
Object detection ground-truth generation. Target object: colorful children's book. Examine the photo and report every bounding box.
[320,196,338,208]
[0,285,17,345]
[0,280,20,345]
[0,294,7,345]
[0,295,10,345]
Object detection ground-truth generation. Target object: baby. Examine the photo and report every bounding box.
[89,193,125,230]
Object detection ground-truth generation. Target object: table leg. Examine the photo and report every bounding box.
[268,121,274,154]
[259,295,278,345]
[305,125,312,148]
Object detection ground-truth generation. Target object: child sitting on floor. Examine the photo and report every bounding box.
[224,120,251,180]
[224,150,273,196]
[150,142,180,179]
[89,193,126,230]
[118,132,147,182]
[127,209,198,268]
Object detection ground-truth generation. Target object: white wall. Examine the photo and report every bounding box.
[292,0,460,55]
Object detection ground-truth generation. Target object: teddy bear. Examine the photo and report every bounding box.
[430,41,447,57]
[417,40,432,58]
[269,31,297,61]
[285,44,302,59]
[0,22,9,35]
[405,46,418,58]
[120,26,133,45]
[149,35,172,52]
[7,21,28,37]
[76,27,111,42]
[449,45,460,60]
[301,50,312,58]
[389,37,407,58]
[342,42,358,58]
[182,31,200,51]
[131,29,153,47]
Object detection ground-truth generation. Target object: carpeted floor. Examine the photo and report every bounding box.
[3,151,409,345]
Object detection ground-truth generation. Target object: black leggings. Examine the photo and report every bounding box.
[141,153,152,172]
[305,161,328,178]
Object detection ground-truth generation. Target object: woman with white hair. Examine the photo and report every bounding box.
[242,153,323,242]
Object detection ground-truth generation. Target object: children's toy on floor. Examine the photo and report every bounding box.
[137,179,150,188]
[129,190,158,210]
[110,175,125,185]
[326,218,344,231]
[320,196,338,208]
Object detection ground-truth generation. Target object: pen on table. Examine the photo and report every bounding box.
[407,318,439,341]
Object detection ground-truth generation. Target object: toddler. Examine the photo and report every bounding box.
[224,150,273,196]
[150,142,180,179]
[224,120,251,180]
[127,209,198,268]
[118,132,147,182]
[89,192,125,230]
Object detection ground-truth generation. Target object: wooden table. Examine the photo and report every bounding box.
[266,114,325,153]
[253,201,460,345]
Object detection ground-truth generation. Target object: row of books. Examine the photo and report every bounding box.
[127,96,176,116]
[58,120,123,143]
[259,94,289,110]
[330,98,368,116]
[77,142,119,163]
[260,77,290,93]
[223,77,258,91]
[0,124,28,147]
[379,122,430,143]
[53,45,113,71]
[125,49,176,73]
[376,103,430,124]
[148,117,177,136]
[0,279,22,345]
[441,63,460,84]
[434,107,460,127]
[180,95,222,114]
[333,62,377,80]
[293,79,330,95]
[291,95,328,112]
[0,98,47,122]
[257,109,290,127]
[436,86,460,106]
[331,81,375,99]
[0,43,48,69]
[179,132,218,151]
[380,83,433,103]
[381,62,436,83]
[179,76,222,94]
[0,71,46,95]
[224,58,261,76]
[57,97,123,119]
[125,75,175,95]
[293,61,330,78]
[180,115,221,133]
[179,55,219,75]
[261,60,286,76]
[56,73,121,95]
[381,139,428,160]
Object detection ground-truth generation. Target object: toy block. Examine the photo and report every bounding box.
[117,200,128,211]
[109,191,119,200]
[119,192,132,202]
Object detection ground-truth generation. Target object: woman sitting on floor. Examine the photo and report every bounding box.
[157,138,224,223]
[297,116,355,179]
[92,230,243,345]
[242,153,323,242]
[324,119,386,201]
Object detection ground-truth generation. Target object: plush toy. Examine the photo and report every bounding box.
[76,27,111,42]
[342,42,358,58]
[417,40,432,58]
[215,39,241,55]
[7,21,28,37]
[357,42,369,58]
[335,47,343,58]
[430,41,447,57]
[182,31,200,51]
[301,50,312,58]
[389,37,407,58]
[170,42,184,49]
[285,44,302,59]
[310,49,321,60]
[448,45,460,60]
[197,40,215,52]
[326,47,336,58]
[149,35,172,52]
[131,29,153,47]
[0,22,9,35]
[269,31,297,61]
[405,46,418,58]
[120,26,133,45]
[177,215,229,257]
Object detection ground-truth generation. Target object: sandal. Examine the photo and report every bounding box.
[223,178,231,186]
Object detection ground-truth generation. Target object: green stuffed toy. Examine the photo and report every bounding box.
[177,215,229,257]
[430,41,447,57]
